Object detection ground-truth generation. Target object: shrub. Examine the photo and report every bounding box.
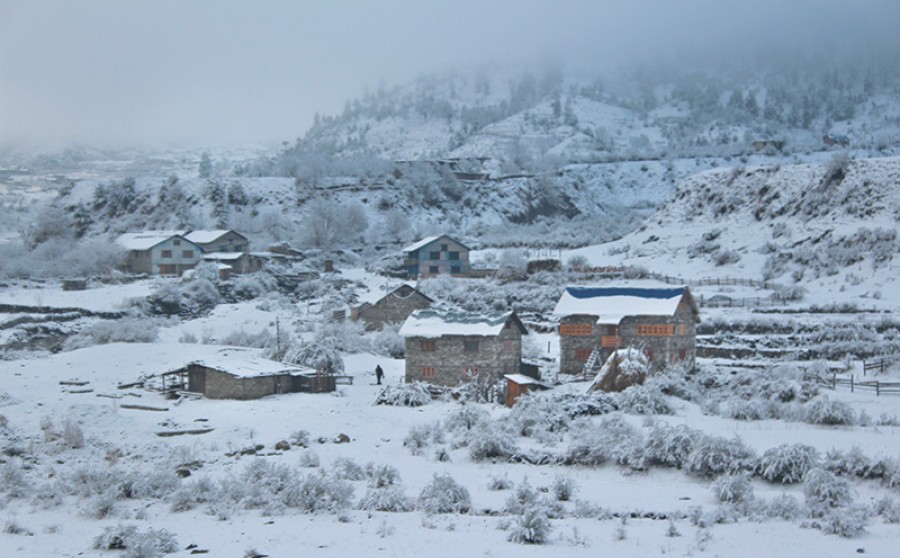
[443,404,491,434]
[488,474,514,491]
[551,476,578,502]
[403,421,444,455]
[376,383,433,407]
[803,395,855,426]
[94,525,178,557]
[366,464,401,488]
[331,458,366,481]
[63,317,161,350]
[507,505,553,544]
[616,385,672,415]
[645,423,701,469]
[565,415,646,471]
[722,398,769,421]
[803,468,853,515]
[504,480,541,515]
[357,486,413,512]
[281,473,353,512]
[823,447,886,480]
[684,435,756,478]
[765,493,802,520]
[817,506,869,538]
[297,449,320,468]
[418,474,470,514]
[712,474,753,503]
[759,444,819,484]
[467,423,519,462]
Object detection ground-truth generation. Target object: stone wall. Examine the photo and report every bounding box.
[359,288,431,331]
[405,325,522,387]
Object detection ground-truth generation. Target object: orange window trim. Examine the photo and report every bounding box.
[560,324,593,336]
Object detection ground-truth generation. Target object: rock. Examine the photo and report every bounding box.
[274,440,291,451]
[334,433,351,444]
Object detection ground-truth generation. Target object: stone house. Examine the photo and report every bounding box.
[402,235,470,279]
[554,286,700,375]
[399,309,527,387]
[159,347,331,399]
[117,231,204,276]
[186,230,253,275]
[351,284,434,331]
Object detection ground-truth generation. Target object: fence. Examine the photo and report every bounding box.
[863,358,894,376]
[803,372,900,396]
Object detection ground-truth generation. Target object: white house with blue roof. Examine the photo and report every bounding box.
[553,285,700,376]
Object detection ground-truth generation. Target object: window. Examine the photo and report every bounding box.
[600,335,620,348]
[161,250,173,258]
[680,324,687,335]
[463,367,480,379]
[449,251,460,260]
[560,324,592,336]
[504,340,514,352]
[464,340,479,353]
[429,251,440,260]
[450,266,460,274]
[574,348,593,361]
[182,250,194,258]
[637,324,675,336]
[173,239,181,246]
[421,340,436,352]
[679,350,687,360]
[428,265,439,274]
[421,367,436,379]
[441,244,448,251]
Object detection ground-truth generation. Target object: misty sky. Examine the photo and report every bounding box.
[1,0,898,151]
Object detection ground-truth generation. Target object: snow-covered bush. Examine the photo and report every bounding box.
[758,444,819,484]
[488,474,514,491]
[816,506,869,538]
[765,493,803,520]
[369,324,404,358]
[712,474,753,503]
[551,476,578,502]
[377,382,433,407]
[297,449,320,468]
[283,339,344,375]
[645,423,702,469]
[366,464,401,488]
[803,395,855,426]
[331,458,366,481]
[467,422,519,462]
[507,392,571,438]
[418,474,471,514]
[231,273,278,301]
[615,385,673,415]
[443,404,491,434]
[721,398,769,421]
[217,328,271,348]
[94,525,178,557]
[0,459,30,498]
[281,473,354,513]
[565,415,646,471]
[148,278,221,317]
[684,435,756,478]
[504,480,541,515]
[507,505,553,544]
[289,430,310,447]
[803,467,853,515]
[63,317,161,350]
[403,421,444,456]
[357,486,413,512]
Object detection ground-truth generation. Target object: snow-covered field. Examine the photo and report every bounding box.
[2,278,900,558]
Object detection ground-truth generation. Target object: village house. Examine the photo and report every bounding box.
[402,235,470,279]
[399,309,527,387]
[160,347,333,399]
[554,286,700,376]
[117,229,252,276]
[351,284,434,331]
[116,231,204,276]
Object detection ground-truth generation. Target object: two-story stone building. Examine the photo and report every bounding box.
[352,284,433,331]
[402,235,470,279]
[399,309,527,387]
[554,286,700,375]
[117,231,204,276]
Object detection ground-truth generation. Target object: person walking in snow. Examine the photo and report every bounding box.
[375,364,384,385]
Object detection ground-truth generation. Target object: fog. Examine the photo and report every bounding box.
[1,0,897,151]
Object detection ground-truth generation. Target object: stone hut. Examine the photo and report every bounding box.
[352,284,433,331]
[402,234,471,279]
[554,286,700,376]
[399,309,527,387]
[160,347,331,399]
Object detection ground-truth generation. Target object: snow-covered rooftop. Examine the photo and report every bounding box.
[116,230,187,251]
[202,252,245,261]
[399,309,517,338]
[184,229,233,244]
[163,346,311,379]
[553,286,687,324]
[402,235,441,253]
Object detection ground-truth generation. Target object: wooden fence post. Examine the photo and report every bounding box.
[850,374,854,393]
[876,382,880,396]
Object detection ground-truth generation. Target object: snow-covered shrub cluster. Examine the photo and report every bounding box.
[93,524,179,557]
[417,474,471,514]
[758,444,819,484]
[376,382,434,407]
[145,278,221,317]
[62,316,161,351]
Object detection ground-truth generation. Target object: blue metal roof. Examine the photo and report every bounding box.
[565,287,686,300]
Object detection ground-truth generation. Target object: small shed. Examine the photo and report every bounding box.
[503,374,550,407]
[160,347,330,399]
[352,284,433,331]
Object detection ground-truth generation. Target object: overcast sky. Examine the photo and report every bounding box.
[1,0,897,151]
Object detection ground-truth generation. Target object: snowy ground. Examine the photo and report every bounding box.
[2,278,900,557]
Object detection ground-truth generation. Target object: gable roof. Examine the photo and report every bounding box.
[399,309,526,339]
[402,234,471,253]
[554,286,697,324]
[184,229,247,245]
[116,231,189,251]
[161,347,312,379]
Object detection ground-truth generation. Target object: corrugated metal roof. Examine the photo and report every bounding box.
[399,309,521,338]
[116,231,188,251]
[553,286,688,323]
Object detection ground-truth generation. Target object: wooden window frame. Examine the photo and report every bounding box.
[161,249,173,258]
[464,340,479,353]
[574,348,592,361]
[421,339,436,352]
[421,367,436,379]
[559,323,593,336]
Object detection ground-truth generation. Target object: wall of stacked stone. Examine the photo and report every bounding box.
[405,326,522,387]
